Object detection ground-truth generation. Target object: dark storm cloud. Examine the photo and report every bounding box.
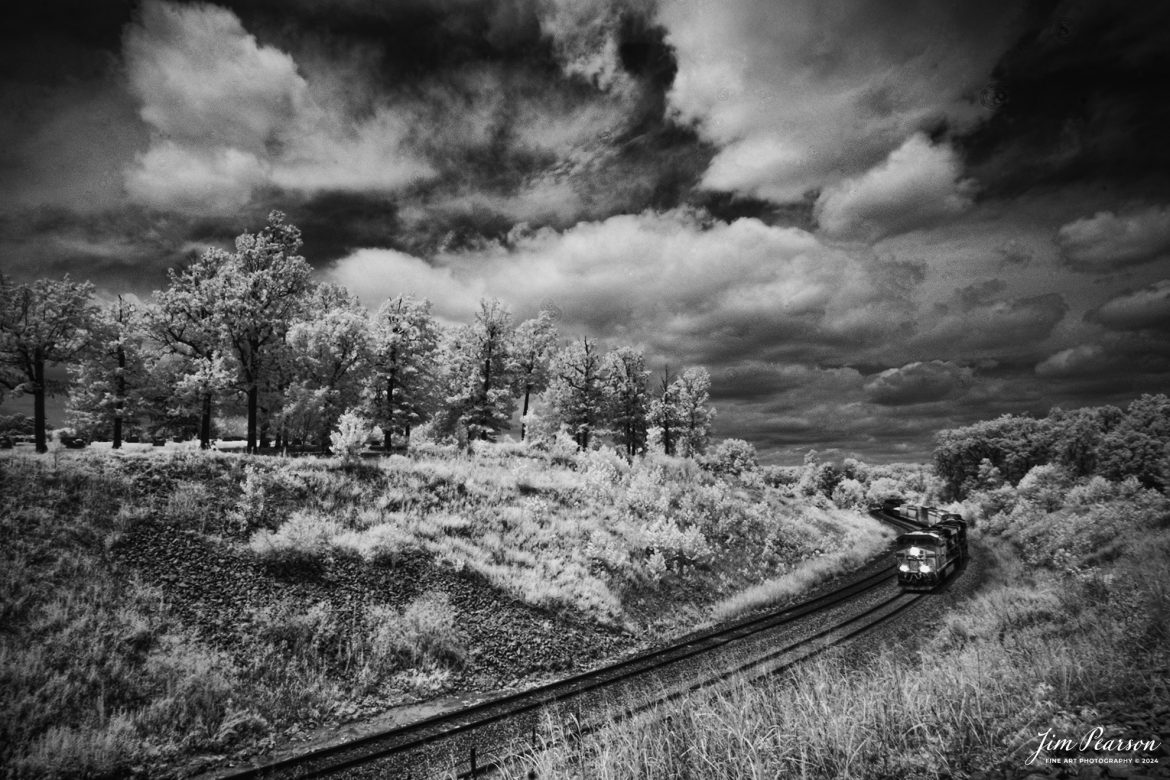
[915,291,1069,356]
[0,207,238,293]
[958,0,1170,198]
[1055,205,1170,272]
[1086,280,1170,333]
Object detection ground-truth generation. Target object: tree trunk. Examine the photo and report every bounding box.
[199,393,212,449]
[385,366,396,450]
[480,339,493,441]
[113,342,126,450]
[33,354,47,454]
[520,383,532,441]
[246,385,258,453]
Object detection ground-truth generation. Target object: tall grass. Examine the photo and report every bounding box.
[237,448,888,626]
[0,444,893,776]
[506,477,1170,779]
[0,451,469,777]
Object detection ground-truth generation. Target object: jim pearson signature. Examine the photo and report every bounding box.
[1026,726,1163,766]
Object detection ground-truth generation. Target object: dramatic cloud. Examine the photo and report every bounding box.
[815,134,976,239]
[327,210,919,364]
[4,0,1170,462]
[660,0,1020,201]
[863,360,972,406]
[1088,280,1170,332]
[122,0,434,215]
[1056,204,1170,272]
[914,291,1068,356]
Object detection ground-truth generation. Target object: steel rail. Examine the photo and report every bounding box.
[223,508,921,779]
[461,589,927,780]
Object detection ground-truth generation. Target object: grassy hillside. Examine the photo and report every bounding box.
[511,471,1170,778]
[0,443,889,778]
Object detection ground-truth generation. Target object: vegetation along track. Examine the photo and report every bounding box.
[220,509,934,780]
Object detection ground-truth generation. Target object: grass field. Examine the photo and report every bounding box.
[0,443,891,778]
[508,474,1170,778]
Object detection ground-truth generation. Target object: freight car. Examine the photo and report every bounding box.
[893,511,967,589]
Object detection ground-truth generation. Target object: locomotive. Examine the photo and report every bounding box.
[892,508,968,589]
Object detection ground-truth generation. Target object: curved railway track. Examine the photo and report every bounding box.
[220,509,933,780]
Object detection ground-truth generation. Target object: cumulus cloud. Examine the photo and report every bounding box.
[122,0,434,215]
[124,1,306,150]
[1034,344,1109,377]
[328,209,918,362]
[915,292,1069,355]
[327,247,485,324]
[659,0,1020,201]
[1088,280,1170,332]
[815,134,976,239]
[863,360,972,406]
[1056,204,1170,271]
[124,142,266,215]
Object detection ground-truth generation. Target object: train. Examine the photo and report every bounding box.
[890,505,968,590]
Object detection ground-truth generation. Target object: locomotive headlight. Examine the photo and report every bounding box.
[920,564,932,574]
[898,564,909,572]
[908,547,922,557]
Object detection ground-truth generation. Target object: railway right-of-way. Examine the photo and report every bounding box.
[218,508,939,780]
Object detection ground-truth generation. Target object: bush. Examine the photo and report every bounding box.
[865,476,903,506]
[56,428,89,449]
[1016,464,1071,512]
[249,511,342,568]
[368,591,466,669]
[701,438,759,477]
[330,410,373,465]
[831,477,866,509]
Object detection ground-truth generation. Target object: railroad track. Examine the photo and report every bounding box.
[221,508,930,780]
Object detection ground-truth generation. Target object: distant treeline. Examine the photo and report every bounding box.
[0,212,714,455]
[933,394,1170,498]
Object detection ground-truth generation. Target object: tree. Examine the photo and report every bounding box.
[547,337,608,449]
[510,308,559,441]
[648,366,682,456]
[602,345,650,458]
[1097,394,1170,490]
[281,285,371,451]
[149,249,231,448]
[217,212,314,452]
[0,275,97,452]
[368,295,439,450]
[66,296,149,448]
[440,299,515,442]
[933,414,1054,499]
[139,349,233,443]
[674,366,715,458]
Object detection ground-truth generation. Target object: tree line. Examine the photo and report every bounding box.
[0,212,715,456]
[933,394,1170,498]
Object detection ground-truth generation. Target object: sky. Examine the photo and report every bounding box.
[2,0,1169,463]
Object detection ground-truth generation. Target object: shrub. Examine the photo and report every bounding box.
[701,438,759,477]
[55,428,89,449]
[249,511,341,568]
[865,476,904,506]
[831,477,866,509]
[330,410,373,465]
[367,591,466,670]
[332,523,416,565]
[1016,464,1071,512]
